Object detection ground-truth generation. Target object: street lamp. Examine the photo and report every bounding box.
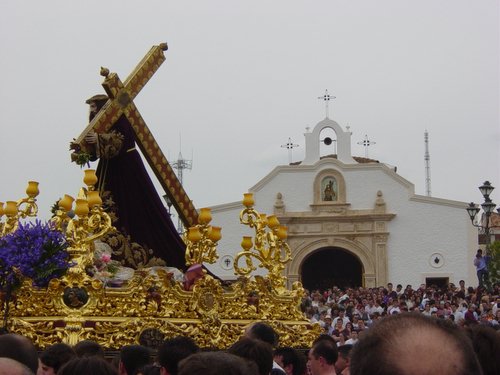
[162,194,173,216]
[466,181,500,249]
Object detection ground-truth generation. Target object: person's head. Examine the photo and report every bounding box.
[307,340,338,375]
[183,264,204,290]
[157,336,199,375]
[85,94,108,121]
[228,338,273,375]
[465,324,500,375]
[136,364,161,375]
[273,347,306,375]
[119,345,151,375]
[335,344,353,375]
[57,357,117,375]
[0,333,39,374]
[244,322,278,348]
[73,340,105,358]
[387,283,393,291]
[312,334,336,347]
[0,357,33,375]
[350,313,482,375]
[178,351,257,375]
[39,343,76,375]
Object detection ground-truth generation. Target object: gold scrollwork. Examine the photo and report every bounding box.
[0,181,39,236]
[234,193,291,291]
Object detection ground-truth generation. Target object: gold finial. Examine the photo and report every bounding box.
[100,67,110,77]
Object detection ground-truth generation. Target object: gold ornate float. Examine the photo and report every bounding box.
[0,173,319,349]
[0,44,320,349]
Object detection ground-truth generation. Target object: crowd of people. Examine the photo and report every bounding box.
[302,281,500,336]
[0,281,499,375]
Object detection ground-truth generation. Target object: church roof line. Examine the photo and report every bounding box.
[291,154,380,166]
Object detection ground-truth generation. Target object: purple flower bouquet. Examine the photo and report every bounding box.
[0,220,73,290]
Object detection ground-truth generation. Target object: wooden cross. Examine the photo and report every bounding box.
[75,43,198,227]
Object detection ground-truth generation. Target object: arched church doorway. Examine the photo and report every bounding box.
[301,247,363,290]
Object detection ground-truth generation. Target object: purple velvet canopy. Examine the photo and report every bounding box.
[95,115,187,271]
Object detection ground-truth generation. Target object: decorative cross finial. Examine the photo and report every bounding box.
[281,137,299,164]
[357,134,376,158]
[318,89,336,118]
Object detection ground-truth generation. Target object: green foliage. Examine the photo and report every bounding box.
[487,240,500,287]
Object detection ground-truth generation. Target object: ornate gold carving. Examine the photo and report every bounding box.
[1,184,319,349]
[0,181,39,236]
[235,194,291,292]
[183,208,220,266]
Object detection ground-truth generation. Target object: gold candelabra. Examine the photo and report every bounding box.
[0,181,40,236]
[234,193,292,291]
[50,169,113,278]
[183,208,222,266]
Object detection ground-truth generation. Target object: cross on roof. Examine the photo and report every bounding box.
[357,134,376,158]
[317,89,336,118]
[281,137,299,164]
[75,43,198,227]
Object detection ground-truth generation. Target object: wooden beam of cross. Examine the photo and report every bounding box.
[75,43,198,227]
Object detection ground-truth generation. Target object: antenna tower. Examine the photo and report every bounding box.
[172,138,192,233]
[424,130,431,197]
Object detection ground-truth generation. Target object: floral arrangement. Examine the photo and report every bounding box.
[69,141,92,168]
[0,220,73,290]
[90,241,121,281]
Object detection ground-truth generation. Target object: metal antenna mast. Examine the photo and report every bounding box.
[172,135,192,233]
[424,130,432,197]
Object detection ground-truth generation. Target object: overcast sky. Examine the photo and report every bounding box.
[0,1,499,223]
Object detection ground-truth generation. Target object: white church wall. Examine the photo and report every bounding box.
[208,114,478,287]
[209,163,477,286]
[385,197,475,287]
[341,166,410,210]
[251,168,317,212]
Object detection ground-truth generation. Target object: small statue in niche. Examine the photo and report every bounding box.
[323,180,336,201]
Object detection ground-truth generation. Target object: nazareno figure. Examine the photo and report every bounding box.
[72,94,186,271]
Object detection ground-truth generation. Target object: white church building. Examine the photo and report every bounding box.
[207,116,478,290]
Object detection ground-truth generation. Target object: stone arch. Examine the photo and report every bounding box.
[313,169,346,203]
[301,247,363,289]
[287,237,376,287]
[303,118,356,164]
